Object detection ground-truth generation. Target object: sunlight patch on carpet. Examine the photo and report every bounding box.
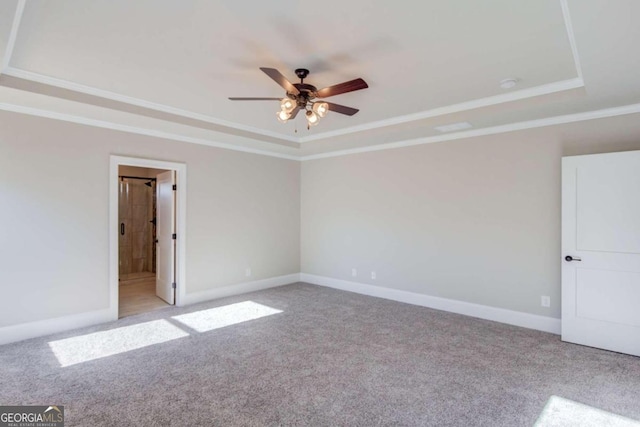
[48,320,189,367]
[535,395,640,427]
[172,301,282,333]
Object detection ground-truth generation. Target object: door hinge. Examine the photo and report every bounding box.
[172,233,177,240]
[172,282,177,289]
[172,184,177,191]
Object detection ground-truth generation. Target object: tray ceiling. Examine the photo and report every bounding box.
[1,0,640,158]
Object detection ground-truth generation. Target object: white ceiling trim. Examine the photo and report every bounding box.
[0,102,299,161]
[561,0,583,79]
[1,66,300,143]
[0,0,298,144]
[1,0,587,147]
[2,66,585,146]
[0,0,297,146]
[300,103,640,161]
[3,100,640,163]
[2,0,619,161]
[1,0,25,71]
[297,77,584,143]
[1,1,585,146]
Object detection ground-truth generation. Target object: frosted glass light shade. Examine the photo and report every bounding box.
[313,102,329,118]
[306,110,319,126]
[280,97,296,112]
[276,110,291,123]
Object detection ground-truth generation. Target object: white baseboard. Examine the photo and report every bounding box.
[0,308,114,346]
[300,273,561,335]
[0,273,300,346]
[181,273,301,306]
[0,273,558,345]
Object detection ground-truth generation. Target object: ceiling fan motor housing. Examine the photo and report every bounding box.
[290,69,318,108]
[290,83,318,108]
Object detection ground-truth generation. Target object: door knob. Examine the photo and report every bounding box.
[565,255,582,262]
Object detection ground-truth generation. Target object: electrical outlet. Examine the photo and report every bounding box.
[245,268,251,277]
[371,271,376,280]
[351,268,357,277]
[541,296,551,308]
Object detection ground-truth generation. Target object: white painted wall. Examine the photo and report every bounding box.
[0,110,300,328]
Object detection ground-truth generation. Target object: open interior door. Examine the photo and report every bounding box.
[562,150,640,357]
[156,170,176,305]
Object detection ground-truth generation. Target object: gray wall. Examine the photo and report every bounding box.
[302,132,561,318]
[3,107,640,329]
[301,125,640,319]
[0,111,300,327]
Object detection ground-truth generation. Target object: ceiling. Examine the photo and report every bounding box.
[1,0,640,159]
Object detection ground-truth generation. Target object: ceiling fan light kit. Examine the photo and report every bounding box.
[280,97,296,113]
[313,101,329,118]
[229,67,368,129]
[276,109,291,123]
[306,110,319,126]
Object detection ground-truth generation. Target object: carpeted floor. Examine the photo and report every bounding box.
[1,283,639,426]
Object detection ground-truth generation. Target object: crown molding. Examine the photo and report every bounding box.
[2,66,584,147]
[0,0,300,145]
[300,0,584,143]
[1,0,25,71]
[0,0,586,148]
[300,103,640,161]
[298,77,584,143]
[1,67,301,143]
[561,0,583,80]
[0,102,299,160]
[3,101,640,163]
[3,0,628,162]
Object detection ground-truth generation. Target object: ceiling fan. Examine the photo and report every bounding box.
[229,67,368,128]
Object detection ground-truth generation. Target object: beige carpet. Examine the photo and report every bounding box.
[1,283,639,426]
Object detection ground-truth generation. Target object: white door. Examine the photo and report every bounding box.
[562,150,640,357]
[156,170,176,305]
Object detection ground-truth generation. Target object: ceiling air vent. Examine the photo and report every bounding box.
[434,122,473,133]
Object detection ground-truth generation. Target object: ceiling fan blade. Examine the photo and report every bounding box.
[228,97,281,101]
[289,106,301,119]
[259,67,300,95]
[316,78,368,98]
[324,102,359,116]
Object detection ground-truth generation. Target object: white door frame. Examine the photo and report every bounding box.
[109,155,187,320]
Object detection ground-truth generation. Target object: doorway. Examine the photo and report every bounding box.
[118,166,171,317]
[109,156,187,321]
